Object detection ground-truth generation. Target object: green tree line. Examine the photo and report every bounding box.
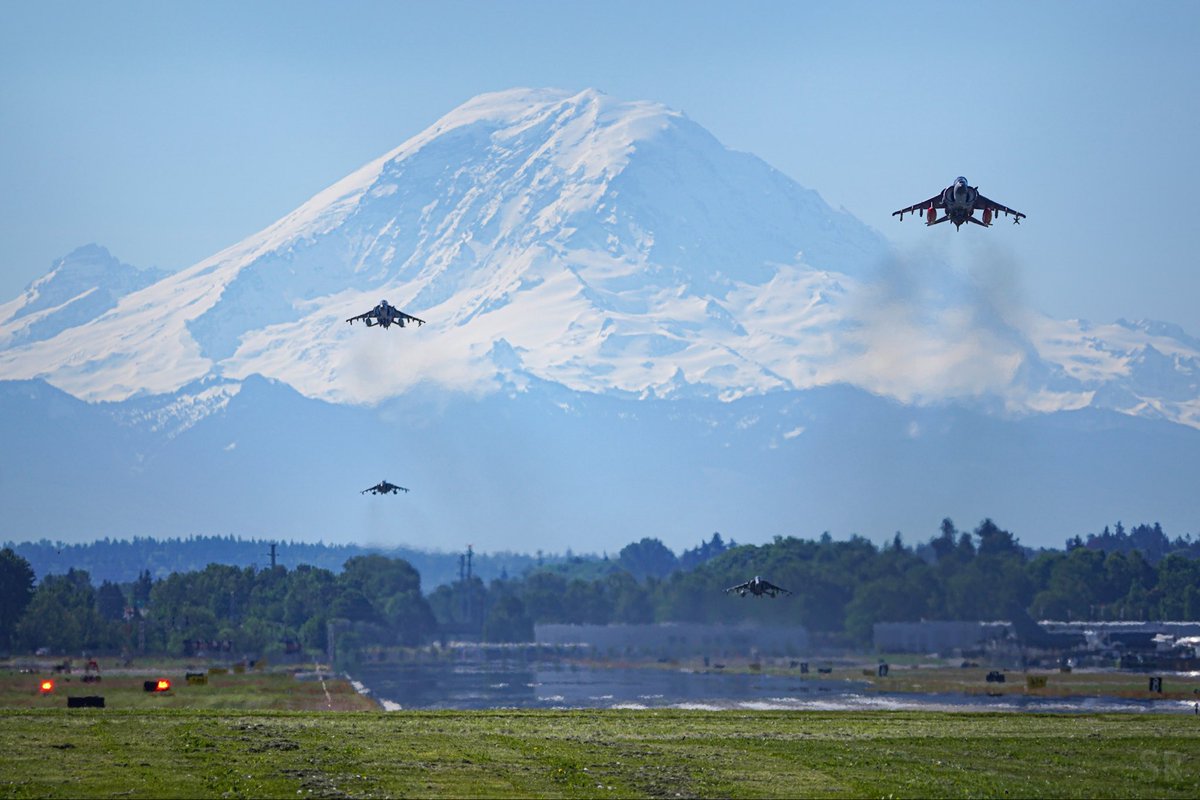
[3,535,545,589]
[0,550,435,663]
[2,519,1199,659]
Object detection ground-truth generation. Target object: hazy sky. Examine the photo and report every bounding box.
[3,0,1199,334]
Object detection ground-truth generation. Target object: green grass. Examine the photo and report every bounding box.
[0,662,376,711]
[650,656,1200,701]
[3,659,1198,797]
[868,664,1200,700]
[1,709,1197,798]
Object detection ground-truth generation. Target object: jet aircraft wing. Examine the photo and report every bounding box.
[974,194,1026,223]
[892,194,943,219]
[362,482,404,494]
[388,309,426,327]
[761,580,793,596]
[346,311,373,325]
[724,581,751,595]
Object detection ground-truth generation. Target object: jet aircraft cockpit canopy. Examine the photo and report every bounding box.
[955,176,968,186]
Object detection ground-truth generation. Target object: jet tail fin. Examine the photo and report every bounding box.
[967,215,991,227]
[926,215,949,226]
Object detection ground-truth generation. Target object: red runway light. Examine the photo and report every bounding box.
[39,680,54,694]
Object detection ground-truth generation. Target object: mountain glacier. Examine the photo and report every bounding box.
[1,87,1197,428]
[1,88,1197,550]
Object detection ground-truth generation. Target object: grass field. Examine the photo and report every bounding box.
[580,655,1200,701]
[3,660,1199,798]
[872,664,1200,701]
[2,708,1198,798]
[0,661,375,711]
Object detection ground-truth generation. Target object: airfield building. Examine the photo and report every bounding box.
[872,621,1013,654]
[535,622,809,659]
[874,619,1200,664]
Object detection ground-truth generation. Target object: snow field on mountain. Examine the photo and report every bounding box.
[0,87,1197,431]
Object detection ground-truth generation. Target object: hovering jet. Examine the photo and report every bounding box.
[724,576,792,598]
[346,299,425,329]
[893,176,1025,229]
[361,480,409,496]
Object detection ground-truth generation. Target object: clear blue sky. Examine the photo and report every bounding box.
[3,0,1198,332]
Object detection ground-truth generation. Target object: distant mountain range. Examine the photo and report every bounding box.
[1,88,1196,552]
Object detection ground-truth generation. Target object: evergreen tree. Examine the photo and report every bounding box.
[16,569,104,654]
[482,594,534,643]
[931,519,957,562]
[0,548,36,650]
[617,538,678,581]
[132,569,153,608]
[96,580,127,621]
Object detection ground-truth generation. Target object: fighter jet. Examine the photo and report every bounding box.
[893,176,1025,229]
[346,299,425,329]
[361,480,409,496]
[724,576,792,598]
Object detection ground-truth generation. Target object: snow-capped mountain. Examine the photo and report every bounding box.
[0,245,167,350]
[1,88,1197,432]
[0,88,883,408]
[1,88,1198,550]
